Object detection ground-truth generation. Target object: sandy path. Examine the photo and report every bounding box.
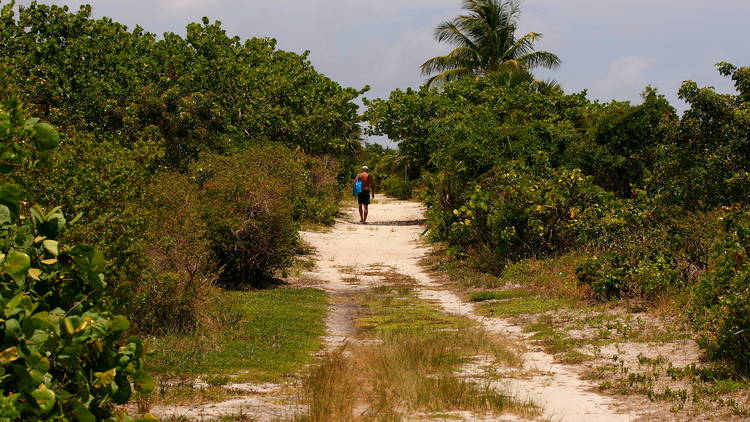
[301,197,638,422]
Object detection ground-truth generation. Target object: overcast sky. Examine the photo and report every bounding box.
[15,0,750,146]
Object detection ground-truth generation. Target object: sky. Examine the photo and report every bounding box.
[14,0,750,146]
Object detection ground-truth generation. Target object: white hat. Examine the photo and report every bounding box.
[362,166,369,171]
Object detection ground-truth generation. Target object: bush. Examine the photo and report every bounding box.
[196,145,304,288]
[690,207,750,375]
[293,154,341,225]
[447,164,616,270]
[577,253,682,300]
[0,98,152,420]
[577,204,721,301]
[14,129,159,313]
[382,176,412,200]
[130,172,214,334]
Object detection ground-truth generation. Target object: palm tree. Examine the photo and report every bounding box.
[421,0,560,87]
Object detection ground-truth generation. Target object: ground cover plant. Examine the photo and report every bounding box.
[424,248,750,419]
[144,287,327,407]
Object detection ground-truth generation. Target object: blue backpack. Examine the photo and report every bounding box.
[353,179,363,195]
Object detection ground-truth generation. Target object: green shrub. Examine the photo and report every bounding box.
[691,207,750,375]
[565,88,677,198]
[0,98,152,420]
[648,63,750,209]
[21,132,158,314]
[577,205,720,301]
[293,154,341,225]
[577,253,682,300]
[196,145,303,288]
[130,172,214,334]
[382,176,412,200]
[449,164,616,269]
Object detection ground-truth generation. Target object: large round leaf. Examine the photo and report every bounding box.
[4,250,30,284]
[31,384,56,414]
[39,212,66,237]
[0,205,11,226]
[32,123,60,151]
[0,150,19,174]
[112,374,132,405]
[71,400,95,422]
[0,184,23,217]
[42,240,59,257]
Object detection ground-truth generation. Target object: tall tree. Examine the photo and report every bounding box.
[421,0,560,87]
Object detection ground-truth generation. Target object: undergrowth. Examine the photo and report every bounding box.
[426,245,750,419]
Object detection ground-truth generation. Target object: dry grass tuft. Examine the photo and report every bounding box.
[293,282,535,421]
[298,347,361,422]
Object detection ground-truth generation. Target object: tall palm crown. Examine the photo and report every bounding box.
[421,0,561,87]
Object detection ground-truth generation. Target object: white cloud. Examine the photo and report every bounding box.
[594,56,656,100]
[17,0,750,115]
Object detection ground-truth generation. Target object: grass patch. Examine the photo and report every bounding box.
[300,220,334,233]
[500,254,587,296]
[283,251,317,278]
[147,384,241,407]
[469,289,536,302]
[423,246,587,299]
[357,286,474,335]
[476,295,577,317]
[146,287,328,383]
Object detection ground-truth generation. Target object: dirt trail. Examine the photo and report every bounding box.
[152,198,640,421]
[301,197,638,422]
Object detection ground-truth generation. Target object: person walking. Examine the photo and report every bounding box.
[353,166,375,223]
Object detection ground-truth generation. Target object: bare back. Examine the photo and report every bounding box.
[357,172,374,191]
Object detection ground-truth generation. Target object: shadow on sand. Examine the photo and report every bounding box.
[350,219,426,227]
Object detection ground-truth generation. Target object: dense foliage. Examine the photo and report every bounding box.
[195,145,338,288]
[0,95,153,421]
[0,2,363,333]
[690,207,750,374]
[366,63,750,374]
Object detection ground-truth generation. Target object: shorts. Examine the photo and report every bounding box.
[358,190,371,205]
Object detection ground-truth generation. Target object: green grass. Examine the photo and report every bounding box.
[357,286,475,335]
[475,295,577,317]
[469,289,536,302]
[146,287,328,383]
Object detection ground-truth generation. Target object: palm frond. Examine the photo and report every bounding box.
[494,59,525,73]
[426,67,475,88]
[533,78,563,94]
[434,20,477,50]
[421,55,451,76]
[421,46,479,76]
[504,32,542,59]
[422,0,560,84]
[486,69,534,86]
[519,51,561,70]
